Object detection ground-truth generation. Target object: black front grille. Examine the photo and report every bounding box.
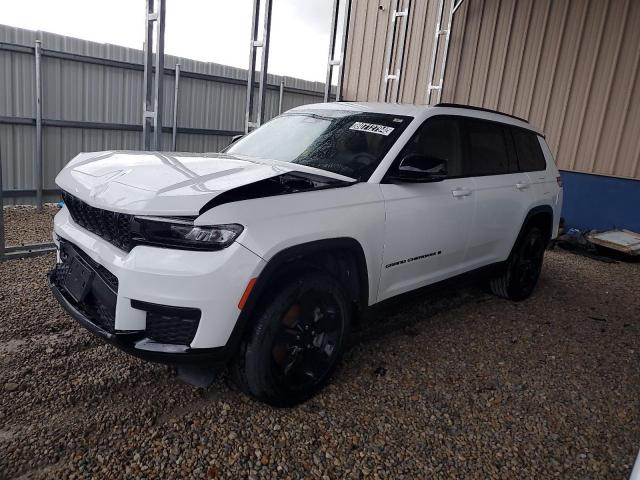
[53,240,119,333]
[63,192,133,252]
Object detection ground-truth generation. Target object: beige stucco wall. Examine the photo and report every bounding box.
[342,0,640,180]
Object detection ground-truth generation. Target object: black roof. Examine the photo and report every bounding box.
[434,103,529,123]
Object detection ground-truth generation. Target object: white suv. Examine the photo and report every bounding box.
[49,102,562,406]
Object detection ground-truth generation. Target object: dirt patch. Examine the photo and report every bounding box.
[2,204,58,247]
[0,206,639,478]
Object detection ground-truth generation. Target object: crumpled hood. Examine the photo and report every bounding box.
[55,150,354,215]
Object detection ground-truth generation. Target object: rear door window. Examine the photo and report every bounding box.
[512,128,547,171]
[463,119,513,176]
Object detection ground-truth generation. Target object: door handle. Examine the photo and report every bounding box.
[451,188,471,198]
[515,182,530,190]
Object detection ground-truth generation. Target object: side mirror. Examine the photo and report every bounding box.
[228,134,244,146]
[389,154,448,183]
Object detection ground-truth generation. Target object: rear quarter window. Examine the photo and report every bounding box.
[512,128,547,171]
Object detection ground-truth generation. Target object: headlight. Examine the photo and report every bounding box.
[132,216,243,251]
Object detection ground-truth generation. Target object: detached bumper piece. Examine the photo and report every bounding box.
[48,240,224,365]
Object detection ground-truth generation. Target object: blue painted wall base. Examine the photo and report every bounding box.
[560,170,640,232]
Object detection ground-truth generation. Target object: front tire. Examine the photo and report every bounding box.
[490,226,547,301]
[236,271,351,407]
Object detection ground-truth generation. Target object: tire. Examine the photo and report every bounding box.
[234,271,351,407]
[490,226,547,301]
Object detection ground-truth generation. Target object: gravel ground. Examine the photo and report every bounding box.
[1,207,639,479]
[2,205,58,247]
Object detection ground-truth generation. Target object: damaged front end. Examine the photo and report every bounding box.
[48,240,226,366]
[198,171,354,214]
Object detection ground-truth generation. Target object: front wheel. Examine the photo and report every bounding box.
[490,226,547,301]
[236,271,351,407]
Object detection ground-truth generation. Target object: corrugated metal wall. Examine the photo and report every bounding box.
[0,24,327,205]
[342,0,640,181]
[342,0,449,103]
[443,0,640,180]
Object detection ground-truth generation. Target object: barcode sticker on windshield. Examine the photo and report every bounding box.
[350,122,394,136]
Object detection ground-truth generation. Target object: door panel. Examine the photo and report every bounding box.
[377,115,476,301]
[466,173,536,267]
[378,178,476,300]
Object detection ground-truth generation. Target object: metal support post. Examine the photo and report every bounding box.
[381,0,411,103]
[153,0,166,150]
[336,0,352,102]
[172,63,180,151]
[256,0,273,127]
[324,0,340,102]
[245,0,273,132]
[425,0,444,105]
[142,0,154,150]
[426,0,465,104]
[34,40,43,210]
[0,149,5,261]
[435,0,464,102]
[391,3,410,103]
[142,0,166,151]
[278,80,284,114]
[324,0,352,102]
[245,0,261,133]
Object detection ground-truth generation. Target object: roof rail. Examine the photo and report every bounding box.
[434,103,529,123]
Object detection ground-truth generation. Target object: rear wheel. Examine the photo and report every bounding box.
[235,271,350,407]
[490,226,547,301]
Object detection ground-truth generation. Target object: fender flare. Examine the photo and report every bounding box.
[509,204,554,258]
[222,237,369,360]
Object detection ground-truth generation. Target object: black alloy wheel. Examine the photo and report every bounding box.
[513,227,546,296]
[490,226,547,301]
[238,271,350,406]
[270,291,343,392]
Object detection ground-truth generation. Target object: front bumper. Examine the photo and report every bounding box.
[50,207,265,362]
[48,272,225,364]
